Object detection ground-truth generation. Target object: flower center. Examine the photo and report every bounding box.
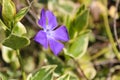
[44,25,54,38]
[46,29,51,35]
[44,29,52,37]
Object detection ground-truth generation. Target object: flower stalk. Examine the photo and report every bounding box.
[72,58,88,80]
[103,14,120,60]
[16,50,26,80]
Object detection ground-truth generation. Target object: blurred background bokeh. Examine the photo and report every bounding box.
[0,0,120,80]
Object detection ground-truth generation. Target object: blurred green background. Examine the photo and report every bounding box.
[0,0,120,80]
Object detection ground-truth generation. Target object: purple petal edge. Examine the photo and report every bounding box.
[48,38,64,55]
[52,25,69,42]
[34,30,48,48]
[46,10,58,30]
[38,8,46,29]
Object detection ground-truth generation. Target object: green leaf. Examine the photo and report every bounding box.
[68,8,89,39]
[66,31,90,59]
[0,19,8,30]
[78,53,96,79]
[12,22,27,36]
[30,65,57,80]
[57,73,79,80]
[14,7,29,23]
[76,4,85,15]
[1,46,20,69]
[68,21,76,39]
[0,72,8,80]
[1,46,16,63]
[55,0,74,14]
[81,63,96,79]
[0,27,5,42]
[57,74,70,80]
[2,0,16,22]
[46,54,65,74]
[1,46,20,70]
[75,9,89,32]
[59,4,73,13]
[2,34,30,49]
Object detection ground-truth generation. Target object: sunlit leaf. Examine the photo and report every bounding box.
[57,73,70,80]
[30,65,57,80]
[12,22,27,36]
[1,46,16,63]
[69,34,89,58]
[2,34,30,49]
[65,31,90,59]
[0,19,8,30]
[24,57,35,73]
[2,0,16,22]
[57,72,79,80]
[68,6,89,39]
[81,63,96,79]
[14,7,29,23]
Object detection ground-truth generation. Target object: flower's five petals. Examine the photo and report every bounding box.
[38,9,46,28]
[35,8,69,55]
[49,38,64,55]
[34,31,48,48]
[46,10,58,30]
[53,26,69,42]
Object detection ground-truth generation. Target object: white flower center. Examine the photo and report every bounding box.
[44,25,53,37]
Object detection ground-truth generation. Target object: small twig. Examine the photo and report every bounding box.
[25,0,39,20]
[26,0,31,6]
[72,58,88,80]
[25,0,40,30]
[25,15,38,28]
[113,0,120,50]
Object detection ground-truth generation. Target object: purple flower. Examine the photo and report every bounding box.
[34,9,69,55]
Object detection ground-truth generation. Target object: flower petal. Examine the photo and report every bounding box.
[52,26,69,42]
[34,30,48,48]
[48,38,64,55]
[46,10,58,30]
[38,8,46,29]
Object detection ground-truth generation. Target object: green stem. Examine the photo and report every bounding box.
[91,39,120,60]
[16,50,26,80]
[103,14,120,60]
[71,57,88,80]
[91,47,109,60]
